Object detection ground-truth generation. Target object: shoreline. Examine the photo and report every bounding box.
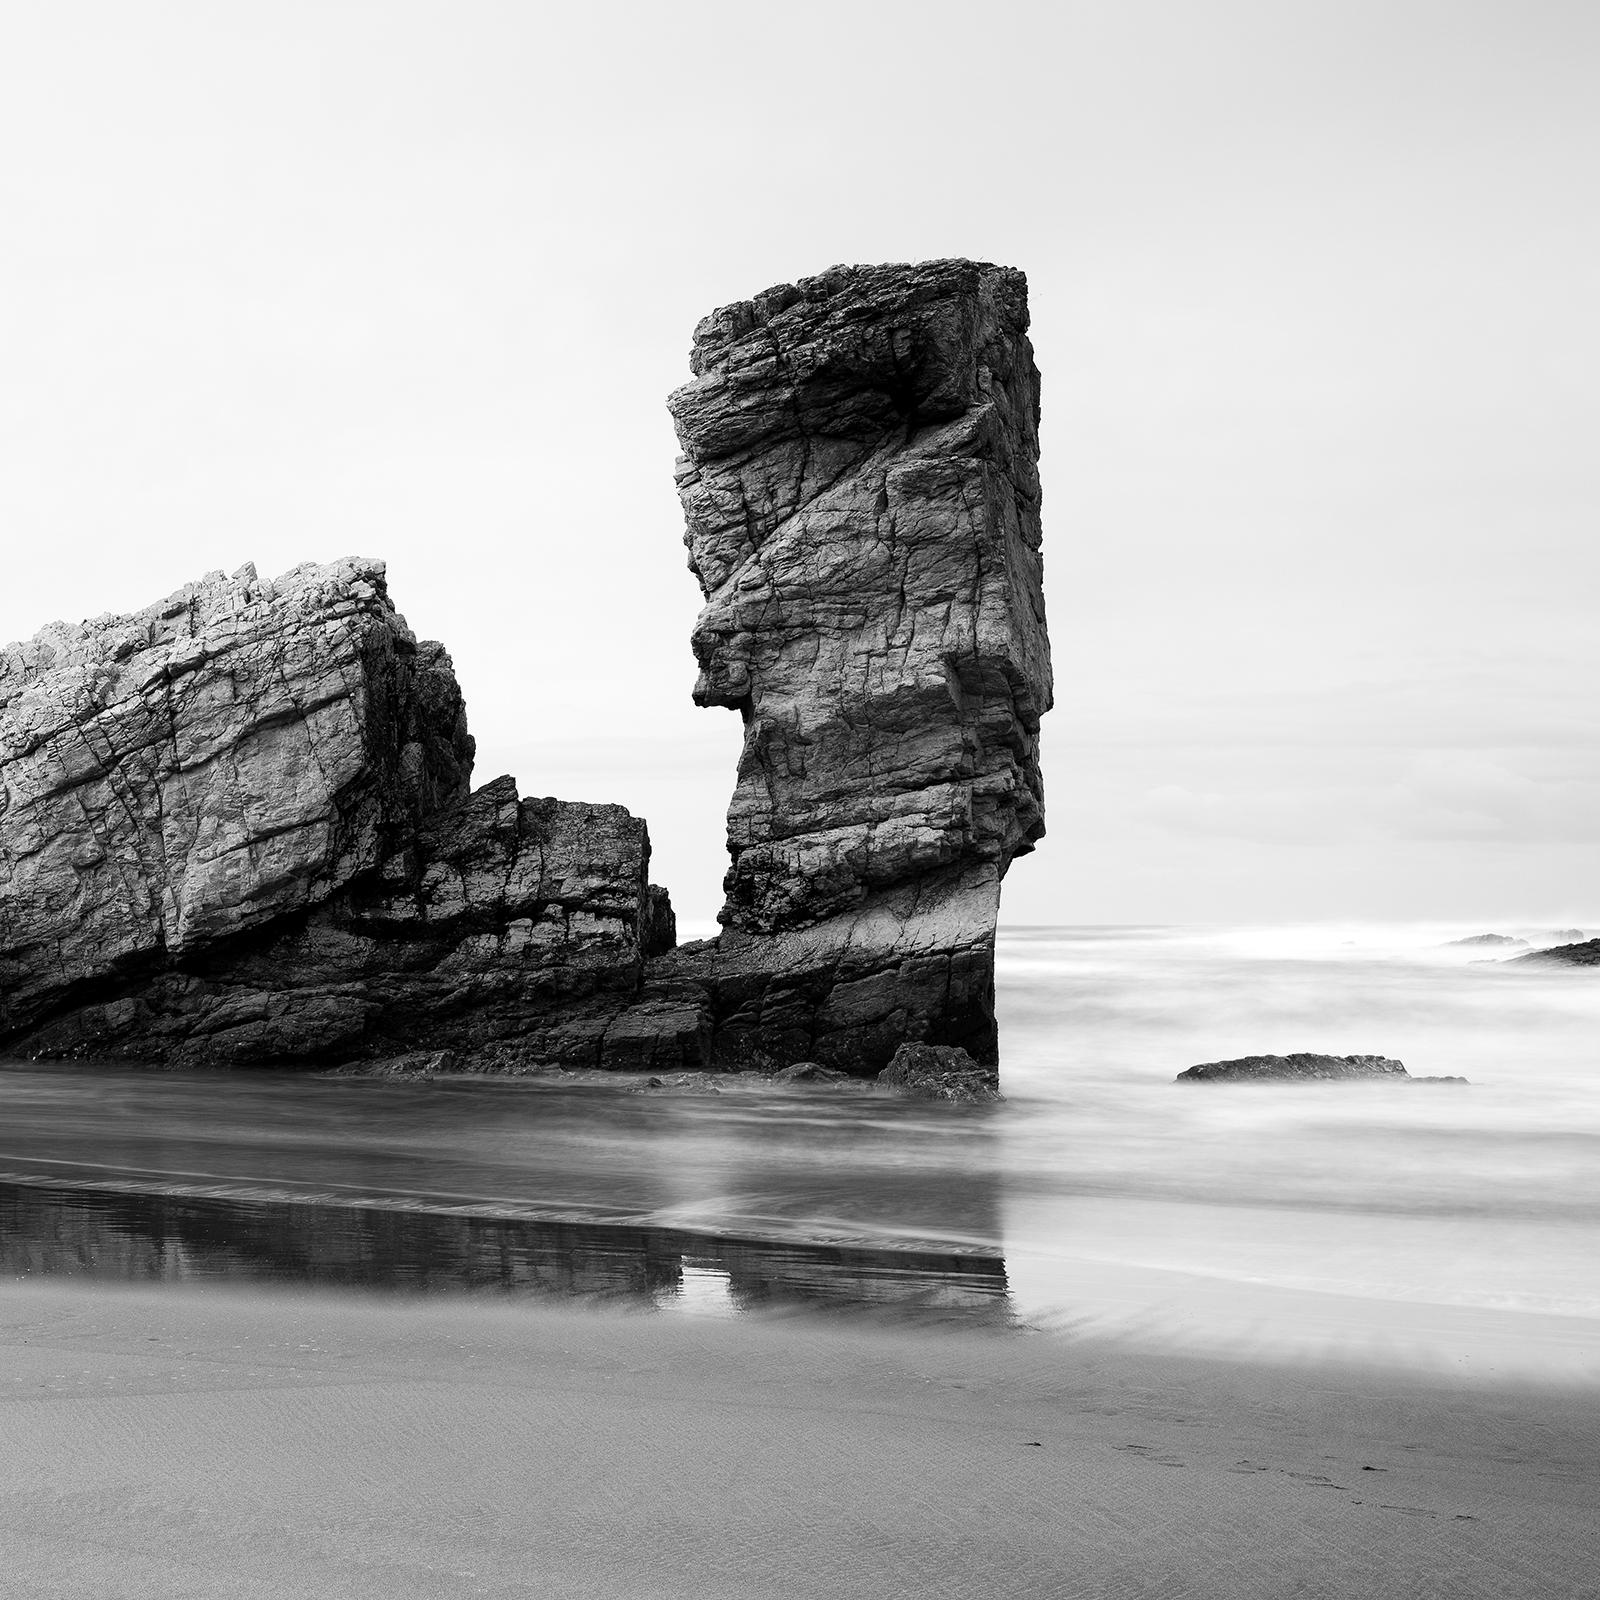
[2,1276,1595,1599]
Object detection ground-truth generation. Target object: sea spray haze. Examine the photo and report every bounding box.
[997,923,1600,1361]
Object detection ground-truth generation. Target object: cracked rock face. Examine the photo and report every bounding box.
[663,259,1052,1069]
[0,560,681,1067]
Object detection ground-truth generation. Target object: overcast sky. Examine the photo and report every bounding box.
[3,1,1596,929]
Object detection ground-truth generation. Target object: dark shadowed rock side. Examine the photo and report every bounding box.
[649,259,1052,1071]
[0,559,677,1067]
[1177,1054,1467,1084]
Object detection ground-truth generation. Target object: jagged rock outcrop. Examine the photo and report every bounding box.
[653,258,1051,1071]
[0,559,681,1066]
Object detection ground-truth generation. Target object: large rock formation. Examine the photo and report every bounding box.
[0,559,680,1067]
[654,259,1051,1070]
[0,259,1052,1079]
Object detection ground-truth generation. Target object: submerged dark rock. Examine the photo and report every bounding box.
[774,1060,851,1084]
[1177,1053,1409,1083]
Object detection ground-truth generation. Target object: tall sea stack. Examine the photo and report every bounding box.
[655,259,1052,1070]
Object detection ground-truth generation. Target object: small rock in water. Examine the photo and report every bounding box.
[335,1049,461,1078]
[1443,934,1527,948]
[774,1060,851,1083]
[1176,1053,1409,1084]
[877,1044,1001,1102]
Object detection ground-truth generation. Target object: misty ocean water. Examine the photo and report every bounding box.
[3,925,1597,1375]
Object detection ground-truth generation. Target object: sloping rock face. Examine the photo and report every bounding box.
[656,259,1052,1070]
[1510,939,1600,967]
[0,560,680,1067]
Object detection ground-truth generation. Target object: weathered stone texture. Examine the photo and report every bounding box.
[0,560,678,1067]
[661,259,1052,1069]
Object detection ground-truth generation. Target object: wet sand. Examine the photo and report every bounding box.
[2,1280,1595,1599]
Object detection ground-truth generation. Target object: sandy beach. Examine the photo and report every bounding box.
[2,1279,1594,1600]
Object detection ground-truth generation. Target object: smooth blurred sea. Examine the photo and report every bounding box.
[3,924,1597,1373]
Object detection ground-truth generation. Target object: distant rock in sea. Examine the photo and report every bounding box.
[878,1043,1002,1102]
[1544,929,1586,943]
[1176,1053,1466,1084]
[1508,939,1600,968]
[1444,934,1528,948]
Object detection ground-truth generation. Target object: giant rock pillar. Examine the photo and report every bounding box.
[653,259,1053,1071]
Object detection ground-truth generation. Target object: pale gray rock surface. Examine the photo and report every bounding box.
[657,259,1052,1072]
[0,560,679,1067]
[0,558,471,1039]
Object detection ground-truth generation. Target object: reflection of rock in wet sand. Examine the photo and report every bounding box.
[0,1182,1011,1326]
